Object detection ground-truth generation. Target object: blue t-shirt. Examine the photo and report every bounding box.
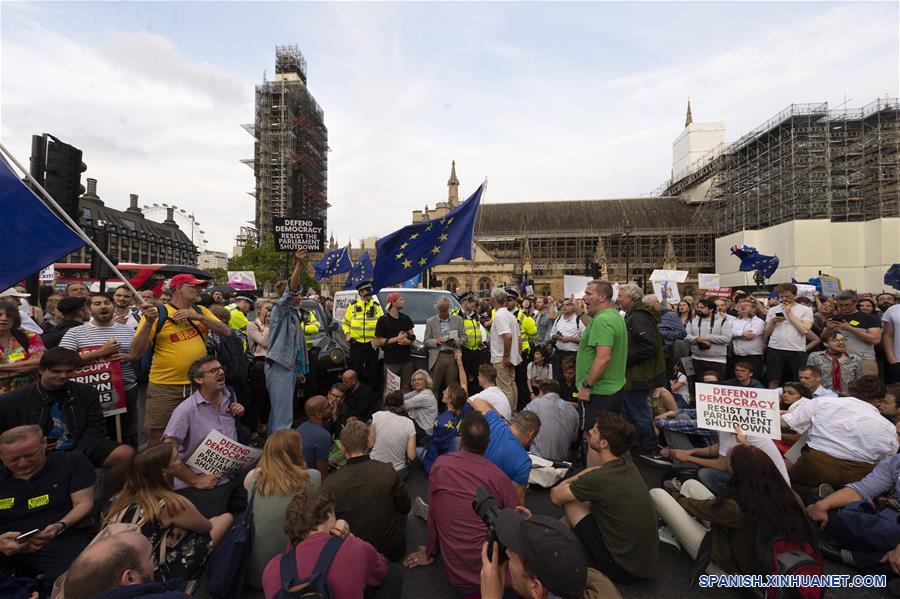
[297,421,331,468]
[484,410,532,485]
[49,402,76,451]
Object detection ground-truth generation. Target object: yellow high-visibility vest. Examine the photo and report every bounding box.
[341,298,383,343]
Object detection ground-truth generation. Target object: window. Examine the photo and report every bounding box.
[120,219,136,230]
[444,277,459,293]
[80,207,92,224]
[477,277,492,292]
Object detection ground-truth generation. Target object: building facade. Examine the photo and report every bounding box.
[198,251,229,270]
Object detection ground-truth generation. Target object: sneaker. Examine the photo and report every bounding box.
[413,496,429,521]
[819,541,854,566]
[662,478,683,494]
[658,525,681,551]
[639,451,673,468]
[818,483,835,499]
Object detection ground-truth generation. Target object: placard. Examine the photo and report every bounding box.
[564,275,593,300]
[653,281,680,304]
[272,217,325,252]
[696,383,781,439]
[384,367,401,394]
[795,284,816,300]
[72,348,126,416]
[185,429,262,476]
[680,356,695,376]
[650,270,688,283]
[227,271,257,291]
[820,276,841,297]
[704,288,733,298]
[698,274,720,290]
[39,265,57,283]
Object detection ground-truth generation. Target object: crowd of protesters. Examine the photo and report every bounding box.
[1,260,900,599]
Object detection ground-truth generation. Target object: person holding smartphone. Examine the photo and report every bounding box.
[0,425,95,585]
[764,284,814,389]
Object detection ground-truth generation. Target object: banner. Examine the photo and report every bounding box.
[384,367,401,394]
[650,269,688,283]
[695,383,781,439]
[698,273,720,290]
[72,347,126,416]
[185,429,262,476]
[272,217,325,252]
[226,271,257,290]
[795,284,816,300]
[704,288,733,298]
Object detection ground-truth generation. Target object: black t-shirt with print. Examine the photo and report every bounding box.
[374,312,415,365]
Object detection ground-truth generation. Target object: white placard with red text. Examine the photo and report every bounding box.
[696,383,781,440]
[72,347,127,416]
[185,429,262,476]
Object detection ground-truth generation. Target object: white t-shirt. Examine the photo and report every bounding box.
[765,304,814,352]
[369,411,415,471]
[490,307,522,366]
[718,431,790,486]
[671,372,691,405]
[469,386,512,421]
[549,314,584,352]
[883,304,900,359]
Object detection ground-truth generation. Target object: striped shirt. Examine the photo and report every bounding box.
[59,321,137,390]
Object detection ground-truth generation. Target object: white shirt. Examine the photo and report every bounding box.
[782,395,899,463]
[549,313,584,352]
[884,305,900,359]
[766,304,814,352]
[469,386,512,421]
[17,303,43,334]
[718,431,790,486]
[490,307,522,366]
[731,316,765,356]
[812,385,838,398]
[369,410,415,471]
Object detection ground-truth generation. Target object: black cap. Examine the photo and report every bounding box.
[355,280,373,293]
[494,509,588,598]
[58,296,87,316]
[505,287,520,300]
[457,291,474,302]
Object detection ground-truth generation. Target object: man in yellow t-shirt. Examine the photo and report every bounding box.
[132,274,233,445]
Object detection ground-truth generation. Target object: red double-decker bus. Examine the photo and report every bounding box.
[50,263,212,295]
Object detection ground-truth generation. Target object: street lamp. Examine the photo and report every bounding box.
[623,220,633,283]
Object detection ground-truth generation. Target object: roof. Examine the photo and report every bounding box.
[79,198,195,246]
[474,197,706,236]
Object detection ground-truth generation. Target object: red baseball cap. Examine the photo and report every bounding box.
[169,274,209,288]
[386,292,402,305]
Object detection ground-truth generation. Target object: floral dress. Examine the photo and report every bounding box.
[0,331,45,394]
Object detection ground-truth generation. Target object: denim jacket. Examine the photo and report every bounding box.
[266,284,305,370]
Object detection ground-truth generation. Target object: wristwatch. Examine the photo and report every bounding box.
[582,381,593,389]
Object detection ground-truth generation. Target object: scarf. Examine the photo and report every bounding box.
[827,350,842,392]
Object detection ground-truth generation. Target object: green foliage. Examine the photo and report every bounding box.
[206,268,228,285]
[227,235,318,293]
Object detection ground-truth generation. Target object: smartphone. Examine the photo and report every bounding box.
[16,528,40,544]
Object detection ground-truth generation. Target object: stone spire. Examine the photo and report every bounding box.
[447,160,460,207]
[685,98,693,127]
[663,234,678,269]
[593,235,608,279]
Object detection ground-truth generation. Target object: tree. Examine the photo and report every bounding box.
[207,268,228,285]
[227,235,319,294]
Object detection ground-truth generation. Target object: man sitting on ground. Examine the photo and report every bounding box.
[340,369,378,424]
[797,364,839,398]
[403,411,519,594]
[0,347,134,498]
[162,355,248,518]
[0,425,95,584]
[470,399,540,503]
[322,421,411,561]
[297,394,333,480]
[723,361,764,388]
[467,364,512,421]
[524,379,579,462]
[782,375,898,495]
[63,531,189,599]
[550,412,659,584]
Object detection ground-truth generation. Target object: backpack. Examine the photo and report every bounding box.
[275,536,344,599]
[206,488,256,599]
[134,304,205,384]
[210,332,249,389]
[758,537,825,599]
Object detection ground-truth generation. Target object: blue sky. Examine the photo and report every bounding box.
[2,1,897,253]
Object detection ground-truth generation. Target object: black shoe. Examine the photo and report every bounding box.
[639,451,673,468]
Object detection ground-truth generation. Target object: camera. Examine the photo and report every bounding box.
[472,486,507,563]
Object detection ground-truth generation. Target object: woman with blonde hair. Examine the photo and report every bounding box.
[103,443,232,585]
[244,428,321,589]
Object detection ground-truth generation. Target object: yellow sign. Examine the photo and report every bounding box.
[0,498,13,510]
[27,494,49,509]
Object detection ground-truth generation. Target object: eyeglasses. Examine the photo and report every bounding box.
[200,366,225,375]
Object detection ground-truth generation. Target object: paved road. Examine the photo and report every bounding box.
[231,456,890,599]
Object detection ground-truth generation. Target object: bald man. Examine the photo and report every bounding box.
[64,531,189,599]
[298,394,334,479]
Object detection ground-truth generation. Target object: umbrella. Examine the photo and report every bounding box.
[207,285,237,295]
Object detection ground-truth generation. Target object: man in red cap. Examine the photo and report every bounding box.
[132,273,232,445]
[374,291,416,392]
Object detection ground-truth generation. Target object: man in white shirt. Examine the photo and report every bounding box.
[882,303,900,384]
[524,380,579,461]
[468,364,512,421]
[782,375,898,495]
[730,298,766,382]
[765,283,814,389]
[797,365,838,398]
[489,287,521,415]
[549,298,585,386]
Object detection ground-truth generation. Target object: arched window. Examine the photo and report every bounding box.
[477,277,492,291]
[444,277,459,293]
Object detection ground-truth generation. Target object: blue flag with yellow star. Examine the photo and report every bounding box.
[373,182,484,292]
[313,245,352,280]
[344,250,374,290]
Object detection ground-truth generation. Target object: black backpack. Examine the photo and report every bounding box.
[211,332,249,389]
[275,536,344,599]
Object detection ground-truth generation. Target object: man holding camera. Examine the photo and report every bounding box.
[403,411,518,594]
[764,283,814,389]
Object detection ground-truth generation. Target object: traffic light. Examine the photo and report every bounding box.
[89,227,117,281]
[30,134,86,222]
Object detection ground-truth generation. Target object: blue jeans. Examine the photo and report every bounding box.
[620,389,656,453]
[265,361,296,433]
[697,468,731,497]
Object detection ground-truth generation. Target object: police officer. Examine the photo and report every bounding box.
[225,294,254,336]
[457,292,486,393]
[342,280,383,388]
[505,288,537,411]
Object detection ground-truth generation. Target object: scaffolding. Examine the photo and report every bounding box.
[251,46,328,238]
[708,99,899,235]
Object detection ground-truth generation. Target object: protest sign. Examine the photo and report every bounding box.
[39,265,56,283]
[695,383,781,439]
[653,281,680,304]
[72,348,126,416]
[795,284,816,300]
[272,217,325,252]
[185,429,262,476]
[563,275,592,299]
[820,276,841,297]
[384,367,401,394]
[698,273,720,290]
[226,271,257,290]
[680,357,695,376]
[650,269,688,283]
[704,287,733,298]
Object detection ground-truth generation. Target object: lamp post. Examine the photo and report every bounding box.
[623,220,633,283]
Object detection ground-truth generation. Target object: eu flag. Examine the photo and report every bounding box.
[0,154,85,291]
[313,245,352,280]
[885,263,900,291]
[730,244,780,279]
[344,250,374,290]
[373,182,484,292]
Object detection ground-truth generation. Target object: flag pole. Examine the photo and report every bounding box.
[0,141,148,304]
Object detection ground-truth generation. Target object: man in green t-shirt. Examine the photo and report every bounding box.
[550,411,660,583]
[575,280,627,431]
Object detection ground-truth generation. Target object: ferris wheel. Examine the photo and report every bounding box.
[141,203,209,252]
